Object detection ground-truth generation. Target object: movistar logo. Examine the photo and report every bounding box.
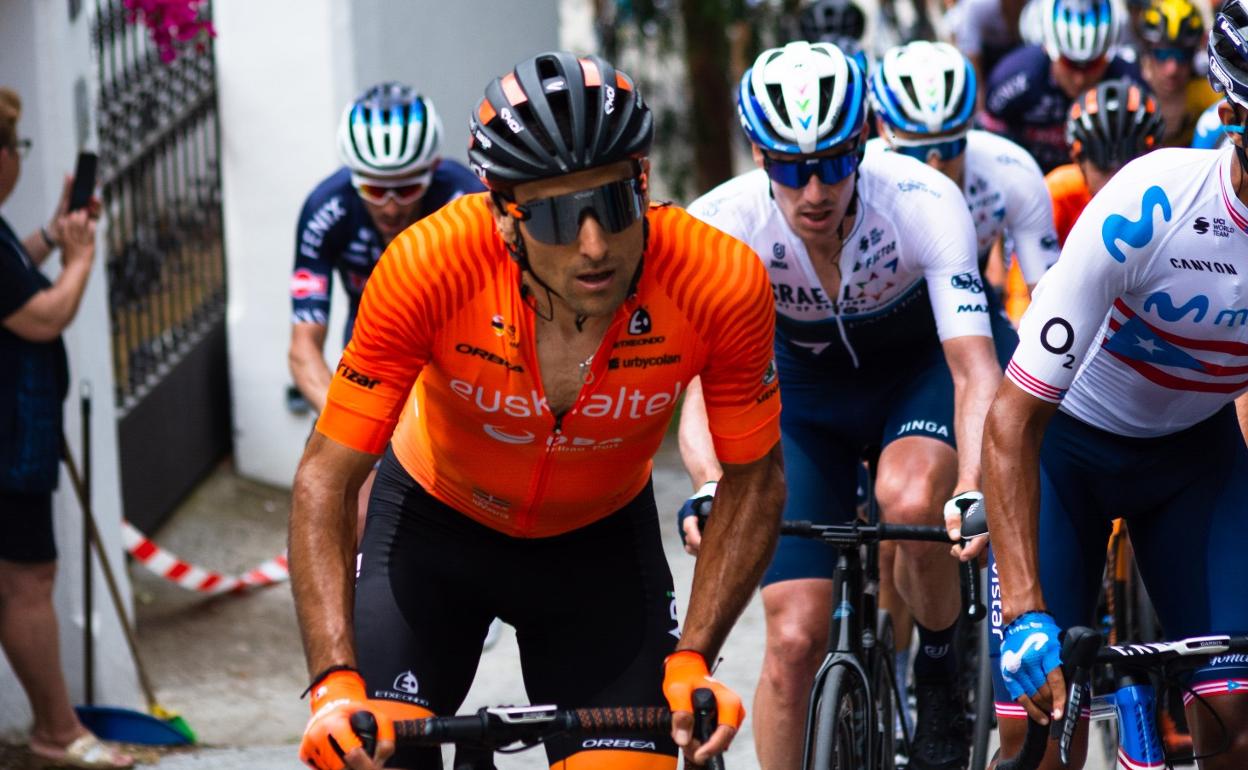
[1002,632,1050,674]
[1102,186,1171,263]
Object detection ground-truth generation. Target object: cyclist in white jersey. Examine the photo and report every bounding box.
[867,40,1061,362]
[679,41,1002,770]
[981,3,1248,765]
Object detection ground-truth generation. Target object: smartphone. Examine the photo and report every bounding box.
[68,152,98,211]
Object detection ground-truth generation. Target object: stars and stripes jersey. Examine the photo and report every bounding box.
[289,162,483,339]
[315,195,780,538]
[1007,147,1248,437]
[866,130,1060,279]
[686,150,990,372]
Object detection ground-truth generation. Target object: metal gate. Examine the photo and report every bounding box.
[94,0,231,533]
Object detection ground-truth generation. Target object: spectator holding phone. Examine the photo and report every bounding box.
[0,86,132,769]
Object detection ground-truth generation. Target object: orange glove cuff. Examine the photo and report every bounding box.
[310,669,368,715]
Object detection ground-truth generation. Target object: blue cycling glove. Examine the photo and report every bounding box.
[1000,611,1063,702]
[677,481,717,547]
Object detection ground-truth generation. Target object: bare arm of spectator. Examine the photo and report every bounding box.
[3,209,95,342]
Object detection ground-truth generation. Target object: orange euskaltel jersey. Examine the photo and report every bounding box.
[316,193,780,538]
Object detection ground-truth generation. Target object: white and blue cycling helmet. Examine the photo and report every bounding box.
[869,41,976,135]
[1041,0,1119,63]
[337,82,442,179]
[737,41,868,155]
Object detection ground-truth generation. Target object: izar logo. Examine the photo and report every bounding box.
[628,307,652,335]
[393,671,420,695]
[1102,186,1171,264]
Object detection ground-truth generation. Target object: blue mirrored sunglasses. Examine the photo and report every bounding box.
[763,150,861,188]
[1149,47,1194,63]
[892,136,968,162]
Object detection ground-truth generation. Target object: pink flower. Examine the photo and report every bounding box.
[123,0,215,64]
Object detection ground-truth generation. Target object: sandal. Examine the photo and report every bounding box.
[29,734,134,769]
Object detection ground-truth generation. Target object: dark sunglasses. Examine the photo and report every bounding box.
[893,135,968,162]
[763,149,861,189]
[1148,47,1195,63]
[506,177,645,245]
[1058,55,1107,72]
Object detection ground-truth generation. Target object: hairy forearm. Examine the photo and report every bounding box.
[677,377,723,488]
[679,444,784,659]
[982,385,1054,621]
[289,327,332,413]
[950,342,1002,491]
[289,450,365,673]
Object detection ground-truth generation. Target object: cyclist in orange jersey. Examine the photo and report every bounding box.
[290,52,784,770]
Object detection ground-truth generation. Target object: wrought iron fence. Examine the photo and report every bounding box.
[93,0,226,413]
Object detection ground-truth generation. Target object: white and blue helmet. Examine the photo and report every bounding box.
[1041,0,1119,63]
[337,82,442,179]
[737,41,868,155]
[869,42,976,135]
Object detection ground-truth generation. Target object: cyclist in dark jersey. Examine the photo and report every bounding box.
[288,82,482,414]
[980,0,1142,173]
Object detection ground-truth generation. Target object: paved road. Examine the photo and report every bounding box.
[105,440,1114,769]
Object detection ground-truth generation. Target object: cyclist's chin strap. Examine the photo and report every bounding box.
[837,176,860,244]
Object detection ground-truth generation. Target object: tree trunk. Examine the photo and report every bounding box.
[681,0,736,195]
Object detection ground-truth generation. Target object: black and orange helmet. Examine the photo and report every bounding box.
[1066,78,1165,170]
[1138,0,1205,50]
[468,52,654,191]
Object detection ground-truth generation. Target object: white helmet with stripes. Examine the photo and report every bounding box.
[1041,0,1119,63]
[337,82,442,179]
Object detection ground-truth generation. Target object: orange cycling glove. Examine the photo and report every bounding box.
[299,669,394,770]
[661,650,745,730]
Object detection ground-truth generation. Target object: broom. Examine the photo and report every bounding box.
[62,434,197,744]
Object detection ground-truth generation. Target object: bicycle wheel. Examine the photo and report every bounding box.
[807,662,871,770]
[873,612,898,770]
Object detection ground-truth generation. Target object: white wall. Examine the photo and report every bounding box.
[0,0,141,736]
[224,0,560,487]
[216,0,358,487]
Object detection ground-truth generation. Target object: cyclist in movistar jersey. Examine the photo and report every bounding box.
[981,3,1248,766]
[981,0,1142,173]
[680,41,1002,770]
[288,82,482,414]
[1137,0,1220,147]
[290,52,785,770]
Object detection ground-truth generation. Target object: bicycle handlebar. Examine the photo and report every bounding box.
[781,518,987,621]
[997,627,1248,770]
[376,687,725,767]
[389,704,671,747]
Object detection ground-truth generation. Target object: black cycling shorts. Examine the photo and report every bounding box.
[354,448,680,768]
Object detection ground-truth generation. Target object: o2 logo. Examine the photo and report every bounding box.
[1040,317,1076,369]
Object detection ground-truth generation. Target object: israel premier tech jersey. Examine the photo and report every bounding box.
[290,161,483,338]
[316,196,780,538]
[687,149,992,374]
[866,130,1060,279]
[1007,147,1248,437]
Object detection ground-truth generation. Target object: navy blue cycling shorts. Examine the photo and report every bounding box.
[988,406,1248,716]
[766,344,957,586]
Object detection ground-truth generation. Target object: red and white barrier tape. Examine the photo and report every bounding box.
[121,520,288,595]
